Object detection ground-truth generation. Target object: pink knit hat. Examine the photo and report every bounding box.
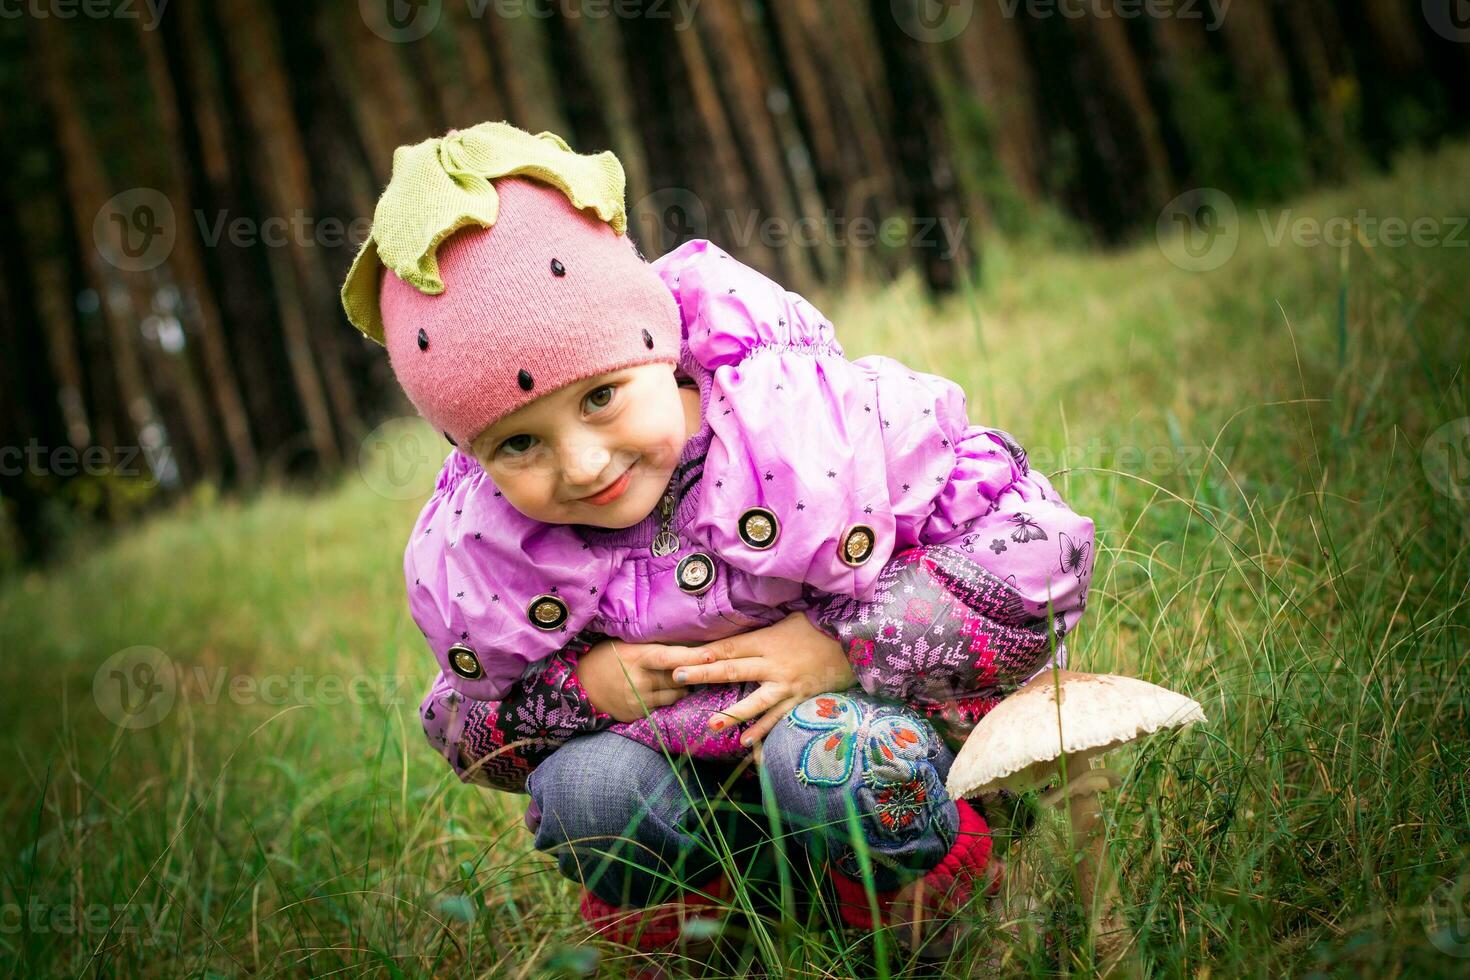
[342,124,681,448]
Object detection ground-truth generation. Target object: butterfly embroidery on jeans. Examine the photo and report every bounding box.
[786,693,931,787]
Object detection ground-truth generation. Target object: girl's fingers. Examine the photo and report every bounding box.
[643,645,717,672]
[647,669,681,691]
[746,697,803,763]
[677,655,768,687]
[698,637,750,661]
[746,697,800,745]
[708,682,783,732]
[630,686,685,713]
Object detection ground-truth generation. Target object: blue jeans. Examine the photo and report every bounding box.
[527,691,959,908]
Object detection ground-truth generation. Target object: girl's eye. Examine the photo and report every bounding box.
[584,384,616,413]
[498,434,535,457]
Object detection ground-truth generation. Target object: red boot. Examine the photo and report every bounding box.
[830,798,1001,956]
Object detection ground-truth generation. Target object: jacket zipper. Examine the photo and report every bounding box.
[650,451,706,557]
[651,489,679,557]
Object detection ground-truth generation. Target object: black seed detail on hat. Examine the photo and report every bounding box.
[550,258,566,277]
[518,368,534,391]
[444,431,457,446]
[417,328,429,351]
[642,328,654,349]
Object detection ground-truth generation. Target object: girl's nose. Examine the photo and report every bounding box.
[560,442,612,488]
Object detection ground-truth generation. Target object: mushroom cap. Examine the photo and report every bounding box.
[945,670,1206,800]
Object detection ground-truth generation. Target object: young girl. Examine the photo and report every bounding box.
[341,122,1095,956]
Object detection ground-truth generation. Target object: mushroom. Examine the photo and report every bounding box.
[947,669,1206,973]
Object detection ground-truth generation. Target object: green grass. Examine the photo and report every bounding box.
[4,143,1470,977]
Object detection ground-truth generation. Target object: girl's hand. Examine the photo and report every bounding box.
[664,612,858,760]
[576,639,696,723]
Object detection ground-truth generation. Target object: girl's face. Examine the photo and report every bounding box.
[469,363,696,528]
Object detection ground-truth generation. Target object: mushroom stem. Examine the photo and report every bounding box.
[1042,763,1134,976]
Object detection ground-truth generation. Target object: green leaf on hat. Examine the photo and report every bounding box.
[340,121,629,345]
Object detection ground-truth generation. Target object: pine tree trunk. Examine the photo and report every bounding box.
[1275,0,1351,180]
[138,20,261,484]
[570,13,652,205]
[802,0,906,283]
[481,8,538,130]
[698,0,819,291]
[1078,11,1172,210]
[616,4,725,263]
[953,0,1045,202]
[865,0,975,290]
[445,0,509,128]
[37,16,166,477]
[217,0,350,466]
[166,0,307,458]
[340,2,428,176]
[762,0,848,204]
[544,8,614,152]
[670,10,781,273]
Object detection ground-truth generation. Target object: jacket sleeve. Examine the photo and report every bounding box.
[802,425,1096,707]
[652,240,1096,713]
[406,451,618,702]
[655,239,906,601]
[419,635,614,792]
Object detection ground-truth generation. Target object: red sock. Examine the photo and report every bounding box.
[830,798,998,931]
[579,873,729,951]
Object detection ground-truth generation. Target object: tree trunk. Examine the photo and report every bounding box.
[544,6,614,153]
[568,12,652,205]
[340,2,428,176]
[138,20,260,484]
[217,0,350,466]
[698,0,820,291]
[446,0,509,128]
[865,0,975,290]
[481,8,539,130]
[669,8,781,273]
[37,16,166,478]
[0,142,76,561]
[165,0,306,459]
[952,0,1046,202]
[801,0,906,283]
[1275,0,1351,180]
[616,3,723,262]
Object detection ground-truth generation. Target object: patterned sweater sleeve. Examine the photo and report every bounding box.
[803,426,1096,724]
[419,635,614,793]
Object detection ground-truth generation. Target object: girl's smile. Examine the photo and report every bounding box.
[469,362,702,528]
[575,460,636,506]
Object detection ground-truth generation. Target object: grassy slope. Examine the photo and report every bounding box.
[3,145,1468,977]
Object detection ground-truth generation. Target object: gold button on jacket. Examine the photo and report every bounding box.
[447,644,484,679]
[738,507,780,549]
[839,524,876,566]
[675,552,716,595]
[527,594,569,630]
